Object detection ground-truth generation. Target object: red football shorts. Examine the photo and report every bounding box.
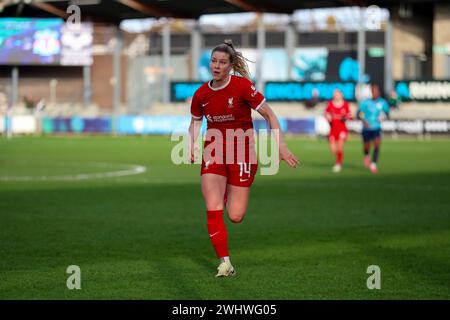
[200,131,258,187]
[201,160,258,187]
[329,129,348,142]
[201,139,258,187]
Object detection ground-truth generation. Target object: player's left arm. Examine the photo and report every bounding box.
[239,77,299,168]
[342,102,352,121]
[257,102,300,168]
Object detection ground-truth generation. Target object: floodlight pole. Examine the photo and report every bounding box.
[11,67,18,107]
[285,18,296,80]
[384,19,393,96]
[357,7,366,101]
[162,20,171,104]
[5,101,12,139]
[112,27,123,136]
[256,13,266,92]
[83,66,92,107]
[357,8,366,82]
[191,21,201,81]
[6,67,19,139]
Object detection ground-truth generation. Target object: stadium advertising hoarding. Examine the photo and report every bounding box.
[326,51,385,88]
[171,82,203,102]
[172,48,383,102]
[116,116,309,135]
[395,80,450,102]
[264,81,357,101]
[117,116,192,135]
[5,116,450,136]
[196,48,381,84]
[116,116,292,135]
[1,115,36,134]
[285,118,316,134]
[170,81,357,102]
[346,119,450,135]
[0,18,93,66]
[42,116,191,135]
[42,117,111,133]
[253,118,289,133]
[85,115,302,135]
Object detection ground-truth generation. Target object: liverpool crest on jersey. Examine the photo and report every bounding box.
[228,97,234,108]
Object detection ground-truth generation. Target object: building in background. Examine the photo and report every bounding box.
[0,3,449,116]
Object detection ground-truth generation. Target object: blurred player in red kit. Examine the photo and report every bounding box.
[188,40,299,277]
[325,89,352,173]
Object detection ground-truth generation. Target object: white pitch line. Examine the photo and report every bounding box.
[0,163,147,182]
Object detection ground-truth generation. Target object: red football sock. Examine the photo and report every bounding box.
[207,210,229,258]
[337,151,343,165]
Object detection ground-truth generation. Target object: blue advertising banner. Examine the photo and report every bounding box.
[117,116,192,135]
[395,80,450,102]
[171,81,357,102]
[286,118,316,134]
[171,82,203,102]
[116,116,287,135]
[264,81,356,101]
[42,117,111,133]
[39,116,450,136]
[253,118,287,133]
[254,118,315,134]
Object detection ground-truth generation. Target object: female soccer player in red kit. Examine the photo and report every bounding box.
[188,40,299,277]
[325,89,352,172]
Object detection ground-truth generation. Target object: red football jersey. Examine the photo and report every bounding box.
[190,75,266,131]
[325,100,351,132]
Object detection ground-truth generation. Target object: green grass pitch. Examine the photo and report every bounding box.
[0,135,449,299]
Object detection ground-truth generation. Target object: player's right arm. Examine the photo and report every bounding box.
[189,91,203,163]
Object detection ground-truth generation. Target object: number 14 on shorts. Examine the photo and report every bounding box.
[239,162,251,181]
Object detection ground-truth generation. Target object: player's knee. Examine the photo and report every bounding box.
[228,212,245,223]
[229,216,244,223]
[205,201,223,211]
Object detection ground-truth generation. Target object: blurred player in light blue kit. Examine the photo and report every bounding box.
[357,84,390,174]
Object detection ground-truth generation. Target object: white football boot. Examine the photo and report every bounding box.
[216,261,236,277]
[332,164,342,173]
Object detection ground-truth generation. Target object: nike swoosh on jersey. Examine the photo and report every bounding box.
[209,231,220,237]
[240,178,249,182]
[202,102,210,107]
